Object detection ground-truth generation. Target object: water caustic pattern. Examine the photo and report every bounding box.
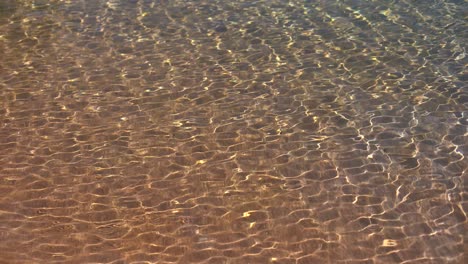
[0,0,466,263]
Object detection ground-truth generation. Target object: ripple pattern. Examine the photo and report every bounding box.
[0,0,466,263]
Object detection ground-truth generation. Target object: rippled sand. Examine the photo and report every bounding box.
[0,0,466,263]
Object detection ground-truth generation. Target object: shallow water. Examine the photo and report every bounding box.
[0,0,466,263]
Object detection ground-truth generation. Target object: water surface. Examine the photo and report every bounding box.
[0,0,466,263]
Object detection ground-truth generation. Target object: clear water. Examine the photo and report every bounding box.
[0,0,466,263]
